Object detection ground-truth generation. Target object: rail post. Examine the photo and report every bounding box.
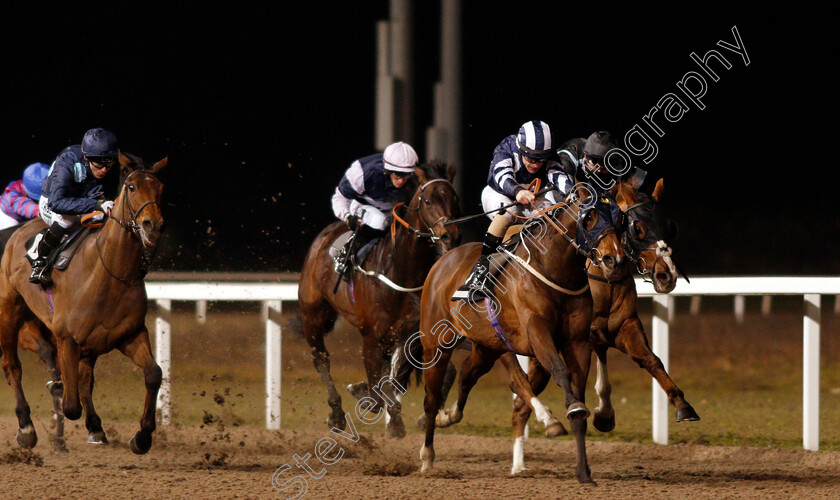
[155,299,172,425]
[265,300,283,430]
[803,294,820,451]
[652,294,670,445]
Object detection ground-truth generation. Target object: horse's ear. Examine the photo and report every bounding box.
[151,157,169,173]
[652,178,665,202]
[446,165,456,183]
[118,151,135,176]
[414,166,428,184]
[613,180,631,211]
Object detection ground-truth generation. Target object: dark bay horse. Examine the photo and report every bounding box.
[418,186,628,484]
[298,160,460,438]
[509,178,699,474]
[0,152,167,453]
[0,225,65,450]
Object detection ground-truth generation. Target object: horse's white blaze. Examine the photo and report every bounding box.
[530,397,553,426]
[511,436,526,474]
[656,240,678,277]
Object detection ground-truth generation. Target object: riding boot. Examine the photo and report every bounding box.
[451,233,503,301]
[350,225,385,266]
[28,224,69,285]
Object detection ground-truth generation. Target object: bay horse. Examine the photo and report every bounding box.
[298,160,461,438]
[508,177,699,474]
[418,185,628,484]
[0,152,167,453]
[0,224,66,451]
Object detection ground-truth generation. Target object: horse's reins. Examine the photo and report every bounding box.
[95,172,160,286]
[391,178,454,243]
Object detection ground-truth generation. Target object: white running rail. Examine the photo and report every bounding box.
[146,277,837,450]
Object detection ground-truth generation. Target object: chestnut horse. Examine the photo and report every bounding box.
[0,153,166,453]
[298,160,461,438]
[0,225,66,451]
[509,177,699,474]
[418,186,628,484]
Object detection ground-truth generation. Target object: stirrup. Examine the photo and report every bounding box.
[29,261,52,286]
[451,257,490,301]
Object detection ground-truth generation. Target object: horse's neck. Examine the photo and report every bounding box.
[385,210,437,284]
[88,214,144,283]
[528,212,586,289]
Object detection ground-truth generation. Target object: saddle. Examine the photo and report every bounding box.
[328,231,381,275]
[24,227,91,272]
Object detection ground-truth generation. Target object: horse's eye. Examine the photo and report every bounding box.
[423,197,431,205]
[633,221,645,238]
[128,184,136,192]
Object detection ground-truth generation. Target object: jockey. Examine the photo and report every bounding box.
[452,120,571,301]
[556,130,646,195]
[331,141,419,259]
[0,162,50,230]
[28,128,120,285]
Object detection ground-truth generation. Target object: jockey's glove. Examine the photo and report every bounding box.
[95,200,114,214]
[345,215,361,231]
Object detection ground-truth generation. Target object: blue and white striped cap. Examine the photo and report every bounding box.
[383,141,419,173]
[516,120,554,159]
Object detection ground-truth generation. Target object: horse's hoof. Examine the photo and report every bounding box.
[566,402,590,420]
[87,432,109,445]
[416,413,427,430]
[346,382,369,400]
[129,432,152,455]
[592,407,616,432]
[676,405,700,422]
[386,417,407,439]
[328,412,347,431]
[47,380,64,398]
[16,426,37,449]
[545,421,568,437]
[53,439,69,453]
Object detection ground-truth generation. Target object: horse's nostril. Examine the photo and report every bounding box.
[602,255,615,267]
[656,272,670,282]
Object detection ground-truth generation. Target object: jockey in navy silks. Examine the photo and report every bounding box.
[28,128,120,285]
[452,120,572,301]
[331,141,420,261]
[556,130,647,197]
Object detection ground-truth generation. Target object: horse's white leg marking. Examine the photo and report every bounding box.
[511,436,527,474]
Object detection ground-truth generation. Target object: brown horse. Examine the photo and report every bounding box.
[509,178,699,474]
[0,225,66,450]
[0,152,166,453]
[298,160,461,438]
[418,186,628,484]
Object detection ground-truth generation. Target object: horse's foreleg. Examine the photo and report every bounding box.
[563,339,595,485]
[302,311,345,431]
[525,317,588,420]
[57,336,82,421]
[79,355,107,444]
[592,345,615,432]
[0,313,37,448]
[118,328,161,455]
[361,335,405,438]
[616,317,700,422]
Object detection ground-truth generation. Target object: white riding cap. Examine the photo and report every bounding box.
[383,141,419,173]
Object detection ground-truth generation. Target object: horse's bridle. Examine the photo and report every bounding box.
[95,171,162,285]
[392,178,456,245]
[576,196,624,268]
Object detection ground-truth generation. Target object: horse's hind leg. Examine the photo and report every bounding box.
[525,316,588,420]
[616,317,699,422]
[301,303,345,431]
[436,343,501,428]
[118,328,161,455]
[79,355,107,445]
[509,359,560,474]
[29,322,66,451]
[0,305,37,448]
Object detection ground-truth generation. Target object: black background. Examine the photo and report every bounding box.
[2,5,836,275]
